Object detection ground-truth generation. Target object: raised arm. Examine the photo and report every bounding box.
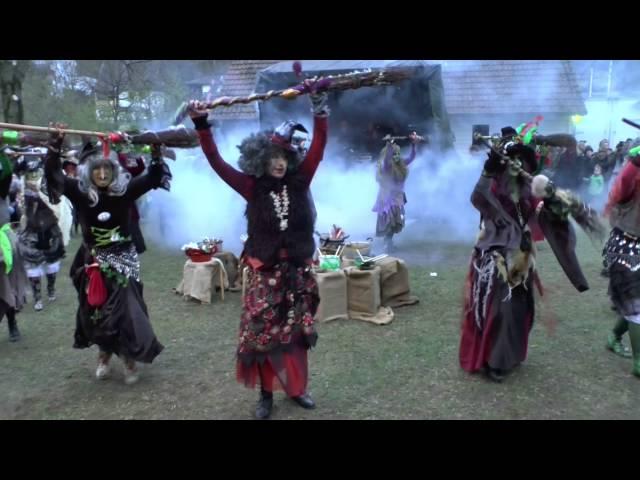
[188,101,254,201]
[298,114,328,185]
[126,146,172,201]
[471,151,511,224]
[404,143,417,166]
[43,128,81,205]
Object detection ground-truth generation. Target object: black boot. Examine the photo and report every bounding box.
[291,393,316,409]
[30,277,43,311]
[484,364,505,383]
[255,390,273,419]
[46,273,57,302]
[7,309,20,342]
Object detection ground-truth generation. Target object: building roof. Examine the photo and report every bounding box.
[209,60,281,120]
[439,60,586,115]
[211,60,586,120]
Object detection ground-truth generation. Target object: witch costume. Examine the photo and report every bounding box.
[0,149,28,341]
[459,129,592,382]
[372,140,416,251]
[14,154,67,311]
[44,132,171,384]
[602,147,640,377]
[192,92,328,418]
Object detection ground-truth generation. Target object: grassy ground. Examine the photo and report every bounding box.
[1,226,640,420]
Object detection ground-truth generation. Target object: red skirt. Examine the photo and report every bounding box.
[237,347,308,397]
[459,249,535,373]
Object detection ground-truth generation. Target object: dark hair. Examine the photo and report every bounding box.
[237,131,303,178]
[585,146,594,153]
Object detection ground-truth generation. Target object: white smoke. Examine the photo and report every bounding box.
[143,126,485,257]
[142,126,250,254]
[145,59,640,255]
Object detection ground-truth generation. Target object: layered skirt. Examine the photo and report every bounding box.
[459,247,536,373]
[70,242,163,363]
[236,260,319,397]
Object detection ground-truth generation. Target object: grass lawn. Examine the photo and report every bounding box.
[1,225,639,420]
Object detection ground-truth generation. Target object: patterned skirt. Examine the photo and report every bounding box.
[603,227,640,317]
[236,260,319,397]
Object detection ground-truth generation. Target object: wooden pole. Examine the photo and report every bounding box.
[0,122,105,137]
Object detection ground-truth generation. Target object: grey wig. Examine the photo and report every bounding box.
[77,149,131,207]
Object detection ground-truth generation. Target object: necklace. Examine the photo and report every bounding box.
[269,185,289,231]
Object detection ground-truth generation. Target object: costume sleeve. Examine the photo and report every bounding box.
[126,157,171,201]
[43,140,81,206]
[298,115,328,186]
[196,128,254,201]
[605,161,639,215]
[470,175,509,222]
[404,144,417,166]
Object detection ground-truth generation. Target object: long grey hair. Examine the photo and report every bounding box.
[77,149,131,207]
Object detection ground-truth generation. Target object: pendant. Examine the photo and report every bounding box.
[97,212,111,222]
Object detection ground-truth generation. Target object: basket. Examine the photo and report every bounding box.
[319,255,341,271]
[185,248,214,263]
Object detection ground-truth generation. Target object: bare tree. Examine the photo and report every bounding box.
[0,60,30,124]
[75,60,152,128]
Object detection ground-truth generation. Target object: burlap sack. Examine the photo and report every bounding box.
[377,256,419,308]
[344,266,394,325]
[214,251,239,290]
[313,269,348,323]
[174,258,227,304]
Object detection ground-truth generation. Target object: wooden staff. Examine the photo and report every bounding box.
[623,118,640,130]
[382,134,426,143]
[0,122,200,149]
[172,68,412,125]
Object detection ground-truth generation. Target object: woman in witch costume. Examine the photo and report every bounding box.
[0,150,28,341]
[459,129,592,382]
[14,154,67,312]
[43,126,171,384]
[189,88,328,419]
[602,146,640,378]
[372,134,419,252]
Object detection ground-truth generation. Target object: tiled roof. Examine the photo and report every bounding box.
[211,60,586,119]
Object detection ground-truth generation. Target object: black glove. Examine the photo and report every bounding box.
[192,115,212,131]
[483,151,506,176]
